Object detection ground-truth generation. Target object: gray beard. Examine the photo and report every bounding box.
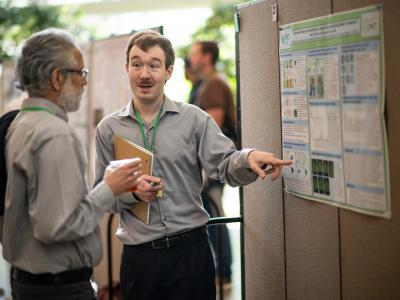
[57,81,82,112]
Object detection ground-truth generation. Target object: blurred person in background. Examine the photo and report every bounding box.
[189,40,236,285]
[183,56,202,105]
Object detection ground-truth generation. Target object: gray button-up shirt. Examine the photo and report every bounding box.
[94,96,257,245]
[3,98,115,274]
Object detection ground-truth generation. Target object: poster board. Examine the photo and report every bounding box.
[90,34,132,119]
[279,5,390,218]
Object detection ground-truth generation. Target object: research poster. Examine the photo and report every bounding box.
[279,5,390,218]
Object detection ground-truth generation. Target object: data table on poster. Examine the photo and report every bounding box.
[279,5,390,218]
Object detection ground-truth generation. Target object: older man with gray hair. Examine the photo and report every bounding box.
[1,28,142,300]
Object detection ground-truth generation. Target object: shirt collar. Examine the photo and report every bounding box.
[162,95,180,114]
[22,97,68,122]
[116,102,131,117]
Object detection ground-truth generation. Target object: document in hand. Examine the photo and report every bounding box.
[114,135,153,223]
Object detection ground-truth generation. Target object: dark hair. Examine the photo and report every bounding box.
[183,56,191,69]
[15,28,78,95]
[197,41,219,66]
[125,30,175,68]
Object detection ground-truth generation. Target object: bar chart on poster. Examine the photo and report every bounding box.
[279,5,390,218]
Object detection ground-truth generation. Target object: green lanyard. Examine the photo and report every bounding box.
[134,102,163,152]
[21,106,54,114]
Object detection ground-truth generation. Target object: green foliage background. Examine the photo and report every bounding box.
[0,0,85,62]
[0,0,245,97]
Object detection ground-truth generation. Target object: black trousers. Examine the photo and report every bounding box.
[120,231,216,300]
[11,279,97,300]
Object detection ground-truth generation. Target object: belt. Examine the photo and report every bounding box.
[11,267,93,285]
[133,226,208,250]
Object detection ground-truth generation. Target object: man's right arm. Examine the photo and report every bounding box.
[30,133,140,244]
[93,125,114,189]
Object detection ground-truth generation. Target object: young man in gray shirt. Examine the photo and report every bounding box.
[3,28,142,300]
[94,30,291,300]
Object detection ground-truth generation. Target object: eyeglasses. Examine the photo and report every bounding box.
[61,68,89,80]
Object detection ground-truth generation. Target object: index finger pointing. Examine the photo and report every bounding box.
[274,159,292,166]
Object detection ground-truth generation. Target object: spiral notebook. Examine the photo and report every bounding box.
[114,134,153,223]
